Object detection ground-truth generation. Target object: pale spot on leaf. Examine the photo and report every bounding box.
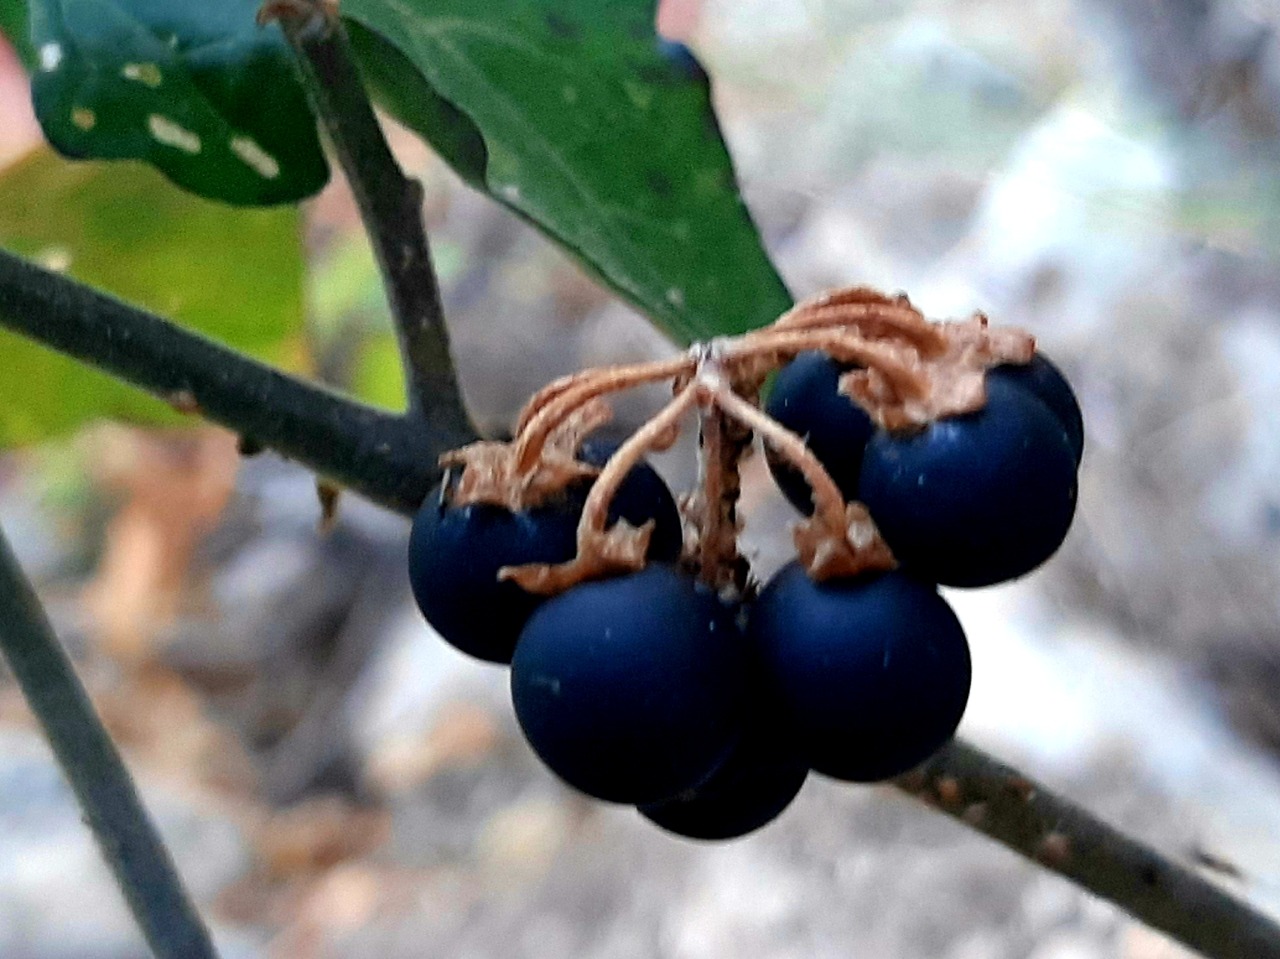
[229,135,280,179]
[622,80,653,110]
[147,115,201,154]
[71,108,96,131]
[121,63,163,88]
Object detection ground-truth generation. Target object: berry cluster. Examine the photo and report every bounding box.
[408,287,1082,841]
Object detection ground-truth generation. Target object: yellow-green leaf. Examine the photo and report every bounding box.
[0,147,307,447]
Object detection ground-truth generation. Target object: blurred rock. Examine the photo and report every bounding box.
[0,727,255,959]
[1121,924,1202,959]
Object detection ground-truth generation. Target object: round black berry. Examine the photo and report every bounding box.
[639,712,807,841]
[990,352,1084,464]
[858,377,1078,587]
[407,441,683,664]
[510,565,745,804]
[764,352,875,514]
[656,38,709,83]
[749,563,971,782]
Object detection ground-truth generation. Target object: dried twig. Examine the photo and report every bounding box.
[898,740,1280,958]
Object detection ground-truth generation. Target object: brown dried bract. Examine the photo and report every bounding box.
[438,401,611,512]
[499,520,654,595]
[793,502,896,581]
[426,283,1042,596]
[837,311,1037,432]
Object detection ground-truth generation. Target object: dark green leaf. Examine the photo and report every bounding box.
[29,0,328,205]
[341,0,791,344]
[0,0,34,69]
[345,20,487,190]
[0,147,308,447]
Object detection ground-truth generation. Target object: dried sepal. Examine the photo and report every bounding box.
[438,401,612,511]
[941,313,1036,366]
[499,520,655,595]
[793,503,896,581]
[837,311,1039,432]
[839,363,986,431]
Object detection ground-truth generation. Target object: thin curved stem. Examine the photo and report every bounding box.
[515,366,616,435]
[762,300,945,354]
[499,385,698,595]
[0,527,220,959]
[734,328,927,400]
[575,383,698,544]
[512,355,693,473]
[711,385,848,534]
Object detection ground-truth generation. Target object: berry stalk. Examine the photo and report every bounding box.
[711,386,895,580]
[513,355,695,474]
[692,356,753,596]
[768,291,947,356]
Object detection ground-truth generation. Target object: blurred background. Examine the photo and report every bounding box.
[2,0,1280,955]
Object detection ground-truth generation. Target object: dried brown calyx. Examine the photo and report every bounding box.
[439,400,611,512]
[433,284,1039,595]
[733,290,1036,433]
[500,382,698,594]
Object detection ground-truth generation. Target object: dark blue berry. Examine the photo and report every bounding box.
[748,564,971,782]
[859,377,1078,587]
[764,352,875,514]
[990,352,1084,464]
[407,442,683,664]
[578,440,685,561]
[656,39,709,83]
[639,712,807,841]
[510,565,745,804]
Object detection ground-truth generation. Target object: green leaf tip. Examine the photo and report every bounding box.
[341,0,792,344]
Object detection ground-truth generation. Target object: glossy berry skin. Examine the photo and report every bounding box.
[764,352,875,514]
[859,377,1078,588]
[408,442,683,664]
[639,713,808,841]
[511,565,745,805]
[749,564,971,783]
[990,352,1084,464]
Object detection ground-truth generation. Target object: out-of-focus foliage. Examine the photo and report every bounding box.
[0,148,308,447]
[0,0,34,68]
[307,233,467,413]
